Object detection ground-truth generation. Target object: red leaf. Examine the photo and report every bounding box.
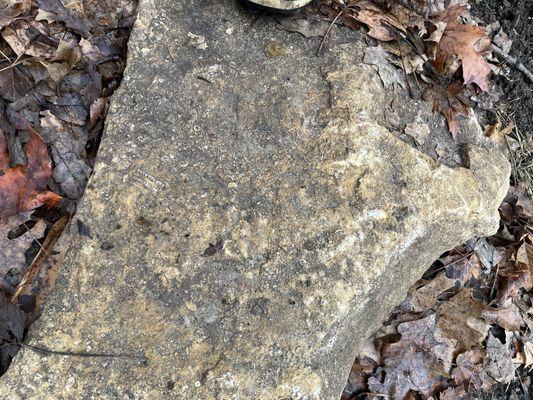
[0,128,61,217]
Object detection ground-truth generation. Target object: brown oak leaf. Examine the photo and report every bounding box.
[0,128,61,217]
[434,5,491,91]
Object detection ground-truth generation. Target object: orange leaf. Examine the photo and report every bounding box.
[0,128,61,217]
[434,5,491,91]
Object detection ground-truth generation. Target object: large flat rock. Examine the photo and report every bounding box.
[0,0,509,399]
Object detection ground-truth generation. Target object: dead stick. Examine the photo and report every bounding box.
[22,342,146,363]
[492,44,533,84]
[0,335,146,363]
[11,216,69,303]
[318,7,345,56]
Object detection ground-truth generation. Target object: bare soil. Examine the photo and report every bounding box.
[472,0,533,134]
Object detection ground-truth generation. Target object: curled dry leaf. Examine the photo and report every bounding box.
[521,339,533,368]
[346,0,406,41]
[482,300,524,331]
[0,128,61,217]
[497,244,532,304]
[89,97,108,128]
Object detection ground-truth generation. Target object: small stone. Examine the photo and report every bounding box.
[265,40,286,58]
[187,32,207,50]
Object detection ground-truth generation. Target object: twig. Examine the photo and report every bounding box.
[11,216,70,303]
[0,335,146,363]
[489,250,500,299]
[397,37,414,98]
[21,342,147,363]
[492,43,533,84]
[318,7,345,56]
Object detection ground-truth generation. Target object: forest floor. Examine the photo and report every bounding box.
[0,0,531,398]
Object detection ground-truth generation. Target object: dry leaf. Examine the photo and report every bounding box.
[52,39,82,67]
[40,110,90,199]
[484,332,517,384]
[363,45,406,89]
[485,121,515,158]
[522,340,533,368]
[434,5,491,91]
[346,0,406,41]
[482,301,524,331]
[89,97,108,128]
[437,288,489,352]
[493,29,512,55]
[497,243,532,303]
[428,81,470,137]
[0,66,30,102]
[39,60,71,83]
[406,272,456,313]
[389,2,426,34]
[0,128,61,217]
[368,315,450,399]
[451,349,494,391]
[0,215,46,287]
[36,0,91,37]
[276,17,330,38]
[0,0,31,28]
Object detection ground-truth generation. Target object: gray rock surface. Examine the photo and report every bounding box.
[0,0,509,399]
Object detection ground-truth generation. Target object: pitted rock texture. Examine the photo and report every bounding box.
[0,0,509,399]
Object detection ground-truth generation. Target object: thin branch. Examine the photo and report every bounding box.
[21,342,147,363]
[397,37,414,98]
[492,43,533,84]
[318,7,345,56]
[11,216,70,303]
[0,335,146,363]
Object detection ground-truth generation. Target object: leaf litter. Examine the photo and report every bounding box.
[309,0,517,137]
[0,0,137,372]
[342,183,533,399]
[274,8,532,396]
[0,0,530,390]
[280,6,533,397]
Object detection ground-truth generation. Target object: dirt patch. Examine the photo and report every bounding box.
[472,0,533,134]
